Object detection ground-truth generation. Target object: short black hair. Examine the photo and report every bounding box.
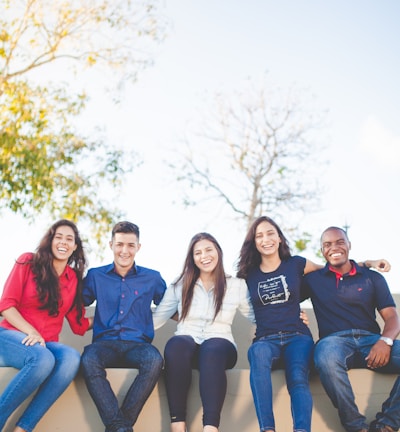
[111,221,140,240]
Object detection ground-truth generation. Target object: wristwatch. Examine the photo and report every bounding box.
[379,336,394,346]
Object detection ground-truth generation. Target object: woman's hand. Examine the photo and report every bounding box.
[364,259,391,272]
[21,331,46,347]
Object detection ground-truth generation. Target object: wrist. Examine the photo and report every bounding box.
[379,336,393,347]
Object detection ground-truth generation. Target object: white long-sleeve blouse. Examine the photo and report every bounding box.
[152,275,255,346]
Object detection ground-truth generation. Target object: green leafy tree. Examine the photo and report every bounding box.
[0,0,166,243]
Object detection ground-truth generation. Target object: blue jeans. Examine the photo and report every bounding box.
[164,336,237,427]
[0,328,81,432]
[248,332,314,432]
[314,330,400,432]
[81,340,163,432]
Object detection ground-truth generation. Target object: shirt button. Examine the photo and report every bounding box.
[122,294,125,298]
[120,310,124,314]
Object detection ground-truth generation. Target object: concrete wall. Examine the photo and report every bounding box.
[1,295,399,432]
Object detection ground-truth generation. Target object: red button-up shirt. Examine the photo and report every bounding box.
[0,253,89,342]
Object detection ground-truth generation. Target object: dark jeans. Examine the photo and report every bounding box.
[164,335,237,428]
[81,340,163,432]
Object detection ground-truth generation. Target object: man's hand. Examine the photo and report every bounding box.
[365,339,391,369]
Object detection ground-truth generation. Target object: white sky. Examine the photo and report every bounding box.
[1,0,399,292]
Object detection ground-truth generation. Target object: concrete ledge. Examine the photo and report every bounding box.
[1,297,399,432]
[1,367,396,432]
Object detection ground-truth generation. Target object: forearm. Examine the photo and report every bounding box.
[1,306,40,335]
[381,315,400,340]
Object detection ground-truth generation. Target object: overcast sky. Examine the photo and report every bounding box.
[1,0,399,292]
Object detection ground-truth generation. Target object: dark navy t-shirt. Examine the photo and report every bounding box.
[246,255,312,340]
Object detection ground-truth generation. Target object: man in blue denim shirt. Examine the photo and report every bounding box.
[303,226,400,432]
[81,221,167,432]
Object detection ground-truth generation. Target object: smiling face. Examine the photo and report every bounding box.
[254,220,281,258]
[110,232,141,276]
[193,239,219,276]
[51,225,77,264]
[321,228,352,272]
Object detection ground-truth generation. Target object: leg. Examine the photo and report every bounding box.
[0,329,56,431]
[283,334,314,432]
[314,334,368,432]
[81,341,130,431]
[370,339,400,430]
[198,338,237,429]
[248,337,281,432]
[16,342,81,432]
[164,335,197,429]
[120,342,163,426]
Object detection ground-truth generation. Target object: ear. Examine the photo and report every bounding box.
[137,243,141,252]
[348,241,351,251]
[109,240,113,250]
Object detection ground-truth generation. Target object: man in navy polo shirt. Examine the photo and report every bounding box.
[81,221,167,432]
[303,226,400,432]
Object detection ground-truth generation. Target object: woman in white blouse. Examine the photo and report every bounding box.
[152,232,254,432]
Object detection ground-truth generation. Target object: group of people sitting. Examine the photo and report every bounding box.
[0,217,399,432]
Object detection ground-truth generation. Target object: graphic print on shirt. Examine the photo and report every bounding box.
[258,275,290,305]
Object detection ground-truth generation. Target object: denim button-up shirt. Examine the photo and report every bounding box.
[83,262,166,343]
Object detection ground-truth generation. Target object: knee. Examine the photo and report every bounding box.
[314,344,343,372]
[27,347,56,376]
[165,336,194,362]
[81,346,101,374]
[248,342,272,367]
[142,346,163,372]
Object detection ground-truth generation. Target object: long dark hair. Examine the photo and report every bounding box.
[175,233,226,322]
[31,219,87,321]
[236,216,291,279]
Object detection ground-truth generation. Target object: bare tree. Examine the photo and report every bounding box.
[170,78,327,245]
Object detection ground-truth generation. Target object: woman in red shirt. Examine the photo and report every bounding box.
[0,219,92,432]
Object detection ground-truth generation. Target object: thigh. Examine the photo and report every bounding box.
[0,328,52,369]
[123,342,163,369]
[248,337,281,369]
[46,342,81,366]
[164,335,197,364]
[81,340,123,368]
[198,338,237,370]
[314,335,356,368]
[284,334,314,367]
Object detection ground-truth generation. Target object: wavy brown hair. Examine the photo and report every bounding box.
[30,219,87,322]
[174,233,227,322]
[236,216,291,279]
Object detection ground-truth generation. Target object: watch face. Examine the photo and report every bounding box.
[380,336,393,346]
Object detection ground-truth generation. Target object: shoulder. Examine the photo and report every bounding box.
[15,252,34,264]
[289,255,306,265]
[85,263,113,279]
[136,265,163,278]
[226,275,247,289]
[282,255,306,271]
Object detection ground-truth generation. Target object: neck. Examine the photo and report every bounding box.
[330,261,352,275]
[200,272,215,291]
[259,254,281,272]
[53,260,67,276]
